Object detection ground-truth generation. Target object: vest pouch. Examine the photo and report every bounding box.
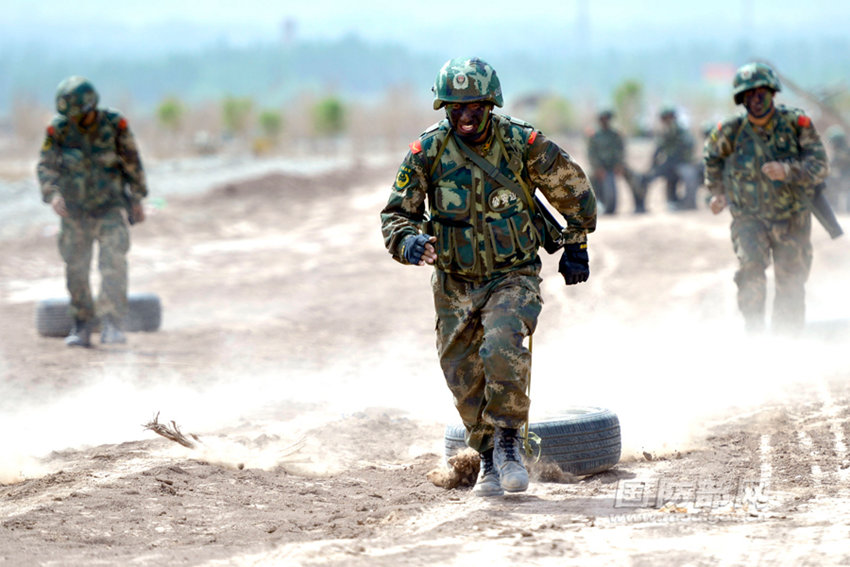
[487,217,516,261]
[433,218,478,274]
[434,183,471,220]
[510,209,540,252]
[727,151,766,214]
[451,224,477,271]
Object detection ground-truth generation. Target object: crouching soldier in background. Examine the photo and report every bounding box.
[704,62,829,335]
[641,106,701,211]
[380,57,596,496]
[824,125,850,213]
[37,76,148,347]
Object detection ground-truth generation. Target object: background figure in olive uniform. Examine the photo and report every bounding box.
[641,107,700,210]
[704,62,828,334]
[37,76,148,347]
[824,126,850,213]
[587,110,644,214]
[380,57,596,497]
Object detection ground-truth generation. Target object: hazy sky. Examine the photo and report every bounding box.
[6,0,850,54]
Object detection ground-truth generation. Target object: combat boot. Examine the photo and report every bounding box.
[100,316,127,344]
[472,448,503,497]
[65,319,92,348]
[494,427,529,493]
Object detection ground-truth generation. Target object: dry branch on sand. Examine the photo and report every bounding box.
[143,412,201,449]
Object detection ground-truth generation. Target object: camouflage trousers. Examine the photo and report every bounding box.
[432,261,542,453]
[58,207,130,323]
[730,211,812,334]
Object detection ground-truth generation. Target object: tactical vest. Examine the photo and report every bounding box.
[724,108,807,219]
[422,115,541,279]
[49,110,127,216]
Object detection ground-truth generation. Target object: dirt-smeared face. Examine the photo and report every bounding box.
[743,87,774,119]
[446,102,492,143]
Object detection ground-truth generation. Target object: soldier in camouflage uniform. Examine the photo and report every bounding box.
[704,62,828,334]
[824,126,850,213]
[587,109,644,214]
[37,76,148,347]
[380,57,596,497]
[641,106,700,211]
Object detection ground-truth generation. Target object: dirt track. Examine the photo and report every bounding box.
[1,150,850,566]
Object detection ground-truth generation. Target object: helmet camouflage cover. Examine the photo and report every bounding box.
[432,57,503,110]
[55,76,99,117]
[732,62,781,105]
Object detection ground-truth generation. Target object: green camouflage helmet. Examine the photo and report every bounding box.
[732,62,781,105]
[432,57,503,110]
[55,76,99,117]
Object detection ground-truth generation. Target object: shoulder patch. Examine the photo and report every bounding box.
[798,115,811,128]
[409,140,422,154]
[118,117,128,130]
[527,130,538,145]
[47,125,56,137]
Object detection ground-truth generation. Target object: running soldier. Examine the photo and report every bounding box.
[704,62,829,334]
[380,57,596,496]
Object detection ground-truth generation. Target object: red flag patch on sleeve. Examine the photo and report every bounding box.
[527,131,538,145]
[798,115,811,128]
[47,125,55,137]
[118,118,128,130]
[409,140,422,154]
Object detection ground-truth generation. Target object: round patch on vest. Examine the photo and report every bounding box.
[489,188,519,211]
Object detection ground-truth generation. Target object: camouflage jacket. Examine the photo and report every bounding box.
[652,123,694,168]
[587,127,625,172]
[380,113,596,280]
[703,106,829,219]
[37,109,147,216]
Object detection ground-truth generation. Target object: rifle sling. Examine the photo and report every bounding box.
[452,133,539,214]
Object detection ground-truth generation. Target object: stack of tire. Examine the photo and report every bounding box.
[35,293,162,337]
[444,406,621,476]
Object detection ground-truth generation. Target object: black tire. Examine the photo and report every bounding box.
[35,293,162,337]
[444,406,621,477]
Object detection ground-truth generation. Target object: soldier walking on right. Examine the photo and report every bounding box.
[587,110,644,214]
[704,62,829,335]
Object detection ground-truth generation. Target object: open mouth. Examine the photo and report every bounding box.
[458,122,477,134]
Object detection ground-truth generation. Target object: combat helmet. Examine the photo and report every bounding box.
[732,62,781,105]
[432,57,503,110]
[55,76,99,118]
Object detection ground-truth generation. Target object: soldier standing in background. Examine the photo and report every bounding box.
[587,109,644,214]
[37,76,148,347]
[380,57,596,497]
[824,125,850,213]
[641,106,700,211]
[704,62,829,335]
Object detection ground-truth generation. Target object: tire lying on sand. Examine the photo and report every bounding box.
[35,293,162,337]
[444,406,621,476]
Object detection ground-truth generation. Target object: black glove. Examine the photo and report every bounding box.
[558,243,589,285]
[402,234,433,265]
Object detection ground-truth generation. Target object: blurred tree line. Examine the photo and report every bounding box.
[3,33,849,158]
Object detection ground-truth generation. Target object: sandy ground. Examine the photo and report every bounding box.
[1,144,850,566]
